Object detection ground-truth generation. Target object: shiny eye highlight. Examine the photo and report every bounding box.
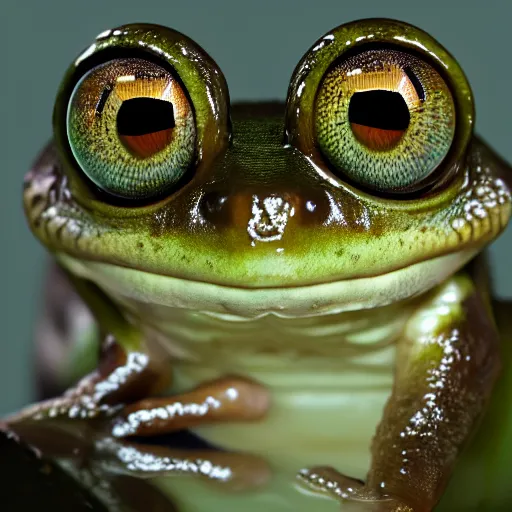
[315,49,456,192]
[67,58,196,200]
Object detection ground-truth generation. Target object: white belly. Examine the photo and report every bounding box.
[177,366,394,478]
[122,299,417,478]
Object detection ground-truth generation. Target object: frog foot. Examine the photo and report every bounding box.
[6,335,162,424]
[6,370,123,423]
[95,436,271,491]
[110,376,270,438]
[298,466,414,512]
[7,332,270,437]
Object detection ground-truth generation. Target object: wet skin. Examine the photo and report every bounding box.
[9,18,512,511]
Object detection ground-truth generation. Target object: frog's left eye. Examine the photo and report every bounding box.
[315,48,456,192]
[67,58,196,200]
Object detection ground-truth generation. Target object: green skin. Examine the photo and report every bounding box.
[11,18,512,511]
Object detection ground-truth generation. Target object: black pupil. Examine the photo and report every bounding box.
[348,90,410,131]
[117,98,175,136]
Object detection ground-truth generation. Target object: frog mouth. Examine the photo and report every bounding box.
[57,249,477,318]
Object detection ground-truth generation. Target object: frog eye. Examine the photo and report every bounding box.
[315,48,456,192]
[67,58,196,200]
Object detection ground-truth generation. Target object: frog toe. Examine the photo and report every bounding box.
[298,466,415,511]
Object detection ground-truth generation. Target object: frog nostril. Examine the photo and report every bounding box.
[201,191,228,216]
[199,191,231,226]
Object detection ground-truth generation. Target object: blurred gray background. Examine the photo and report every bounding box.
[2,0,512,414]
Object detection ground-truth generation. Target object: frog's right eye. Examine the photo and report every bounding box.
[314,48,456,193]
[67,58,196,201]
[285,19,474,199]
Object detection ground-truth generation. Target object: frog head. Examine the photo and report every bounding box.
[23,19,512,318]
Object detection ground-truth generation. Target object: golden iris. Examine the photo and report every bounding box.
[67,58,196,200]
[315,48,456,192]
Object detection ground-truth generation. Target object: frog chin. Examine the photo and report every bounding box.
[56,248,478,319]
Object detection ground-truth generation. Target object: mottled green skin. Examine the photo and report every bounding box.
[21,19,512,510]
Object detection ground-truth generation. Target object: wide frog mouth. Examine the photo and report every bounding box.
[57,249,477,318]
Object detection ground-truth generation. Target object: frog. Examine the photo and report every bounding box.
[8,17,512,511]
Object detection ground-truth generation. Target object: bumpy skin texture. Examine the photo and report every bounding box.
[11,19,512,511]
